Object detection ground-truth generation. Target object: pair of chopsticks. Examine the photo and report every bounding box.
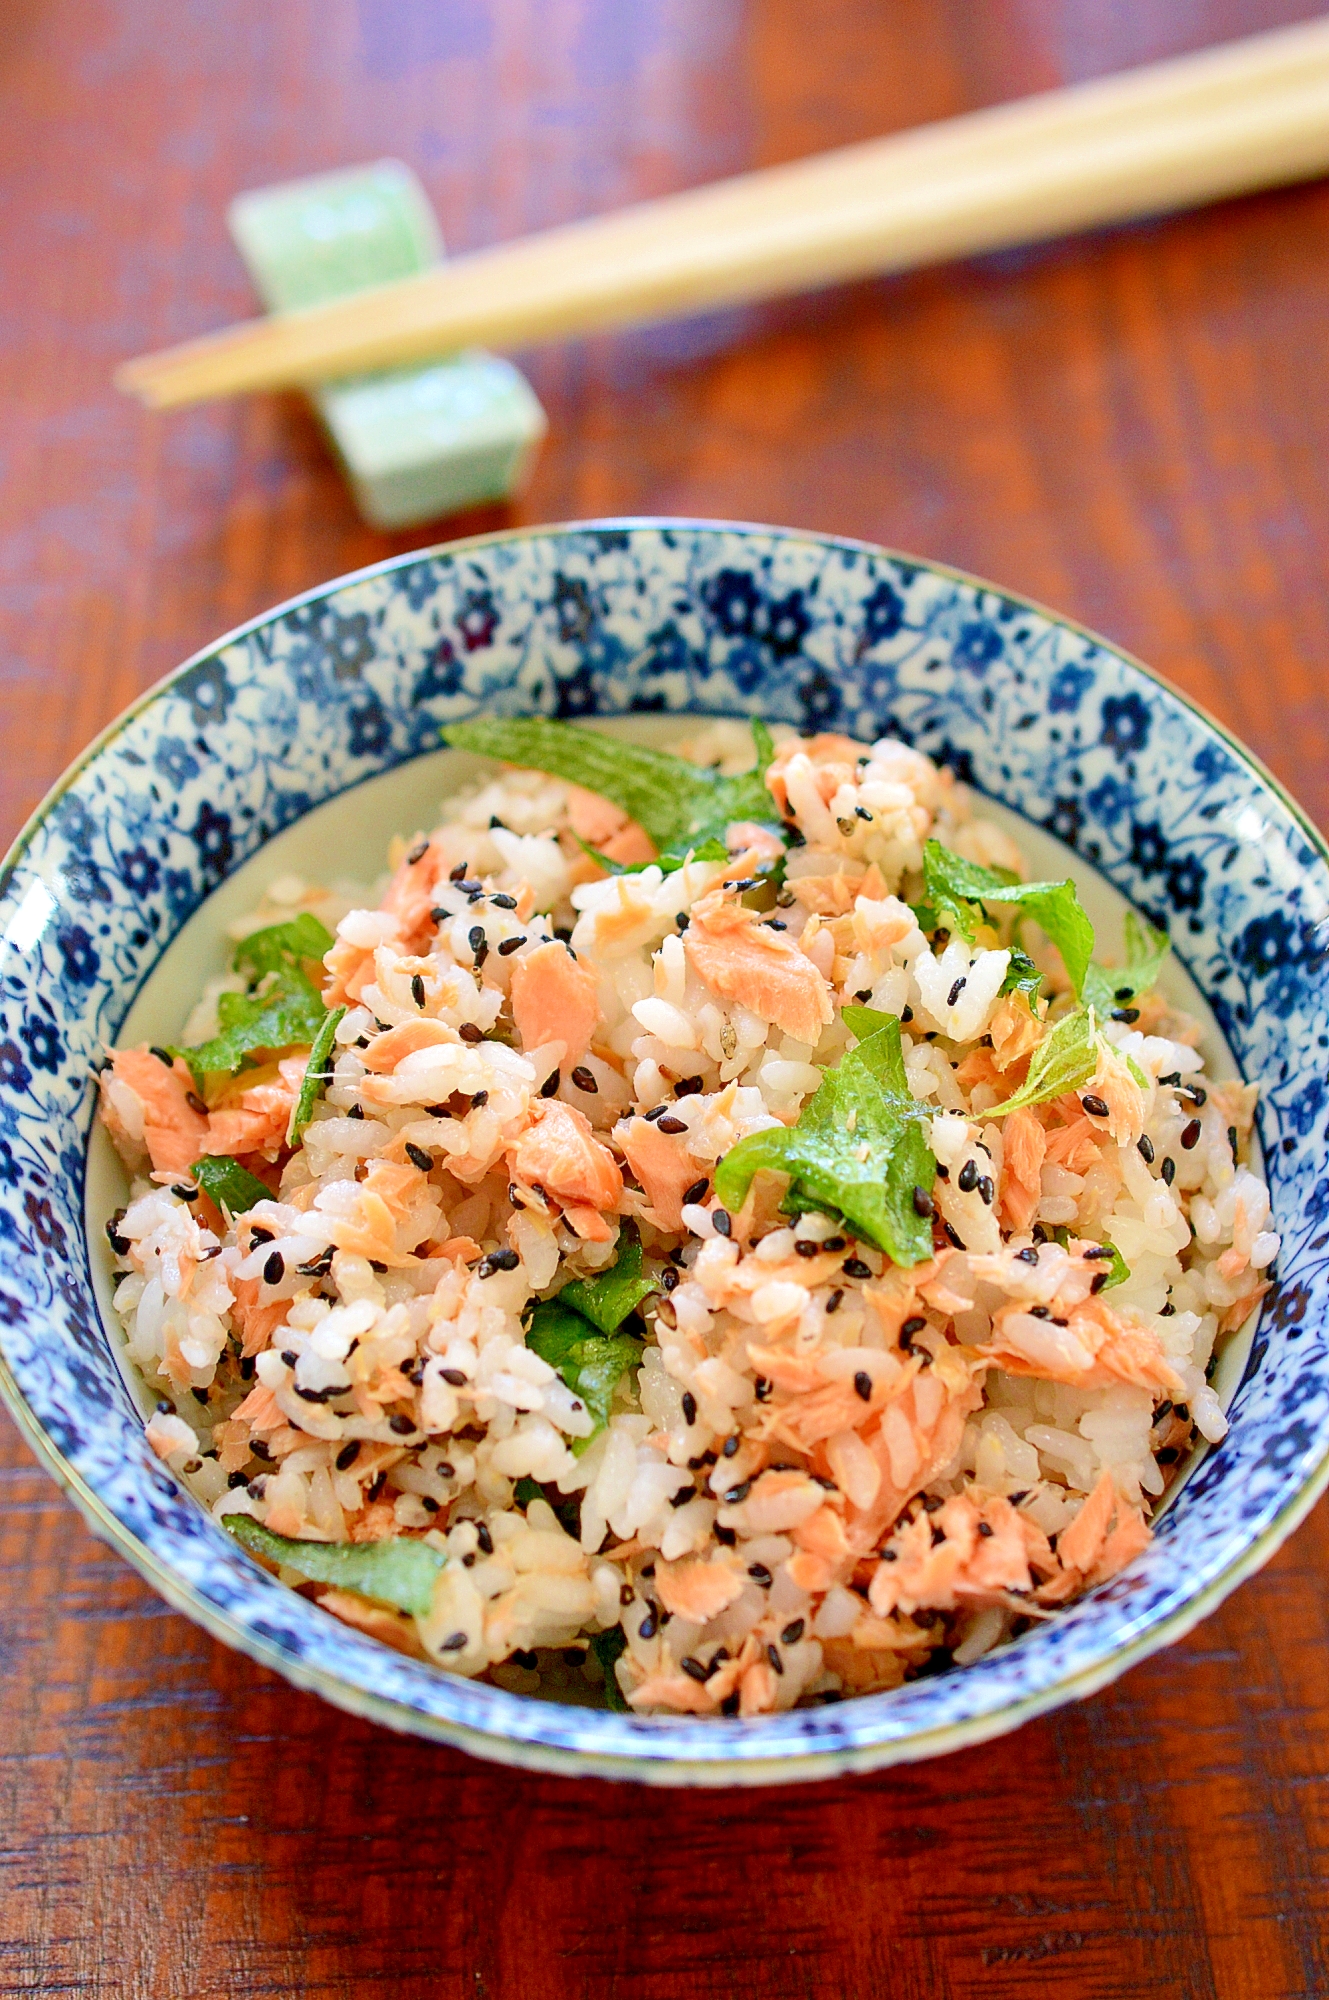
[119,16,1329,411]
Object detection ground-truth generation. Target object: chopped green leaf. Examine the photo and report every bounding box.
[233,912,335,982]
[1081,909,1170,1015]
[574,833,732,880]
[589,1624,629,1710]
[178,913,336,1087]
[525,1301,643,1450]
[984,1008,1099,1118]
[558,1228,657,1332]
[190,1153,273,1218]
[1097,1242,1131,1291]
[286,1004,346,1147]
[715,1012,936,1265]
[922,840,1095,998]
[1000,947,1045,1003]
[513,1476,544,1508]
[224,1514,445,1617]
[441,716,780,856]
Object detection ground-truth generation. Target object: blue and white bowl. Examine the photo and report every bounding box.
[2,518,1326,1786]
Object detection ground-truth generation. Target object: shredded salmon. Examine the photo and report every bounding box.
[509,940,600,1061]
[684,890,833,1046]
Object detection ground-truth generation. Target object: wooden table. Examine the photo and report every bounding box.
[3,3,1328,1992]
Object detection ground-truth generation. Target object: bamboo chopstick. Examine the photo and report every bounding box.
[119,16,1329,410]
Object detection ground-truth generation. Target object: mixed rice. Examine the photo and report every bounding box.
[98,718,1277,1714]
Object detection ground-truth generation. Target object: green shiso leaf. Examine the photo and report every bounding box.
[225,1514,445,1617]
[1080,909,1171,1015]
[524,1300,643,1452]
[983,1008,1100,1117]
[189,1154,272,1218]
[441,716,780,855]
[920,840,1096,999]
[589,1624,630,1710]
[1098,1242,1131,1291]
[714,1010,936,1266]
[558,1228,657,1332]
[177,914,336,1087]
[286,1004,347,1147]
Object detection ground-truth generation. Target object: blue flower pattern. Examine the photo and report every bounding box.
[0,521,1327,1783]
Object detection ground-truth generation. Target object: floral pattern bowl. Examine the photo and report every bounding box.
[2,518,1327,1787]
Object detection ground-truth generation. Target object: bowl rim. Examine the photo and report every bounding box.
[3,512,1327,1785]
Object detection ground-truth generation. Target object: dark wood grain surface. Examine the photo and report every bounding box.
[3,3,1329,1994]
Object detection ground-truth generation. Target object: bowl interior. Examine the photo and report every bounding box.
[2,518,1327,1784]
[85,728,1259,1490]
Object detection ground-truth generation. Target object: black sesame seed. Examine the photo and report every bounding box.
[570,1065,598,1094]
[263,1251,285,1286]
[1016,1246,1039,1265]
[662,1266,679,1292]
[680,1655,709,1684]
[475,1522,494,1555]
[459,1022,484,1044]
[389,1412,416,1435]
[106,1219,130,1256]
[947,977,967,1007]
[825,1288,844,1313]
[540,1068,561,1097]
[638,1608,658,1641]
[1083,1245,1113,1260]
[248,1226,273,1245]
[724,1480,751,1504]
[843,1255,873,1277]
[901,1005,913,1023]
[767,1643,784,1676]
[1159,1071,1182,1087]
[497,935,525,956]
[1138,1134,1155,1164]
[1174,1403,1190,1422]
[1091,1272,1109,1294]
[410,973,427,1008]
[1161,1156,1176,1184]
[942,1220,966,1250]
[977,1176,994,1206]
[149,1046,174,1068]
[902,1315,927,1337]
[227,1470,249,1489]
[1082,1094,1110,1119]
[957,1159,979,1193]
[714,1523,737,1546]
[669,1486,694,1508]
[1111,1007,1140,1024]
[347,1102,365,1121]
[794,1239,820,1258]
[490,893,517,911]
[823,1236,846,1253]
[656,1115,688,1135]
[1183,1085,1207,1107]
[682,1391,698,1425]
[977,1520,994,1538]
[748,1563,772,1586]
[405,1141,433,1172]
[1229,1125,1239,1161]
[854,1370,873,1402]
[713,1209,732,1238]
[1180,1118,1202,1150]
[441,1368,468,1387]
[1114,986,1134,1002]
[1029,1306,1050,1320]
[912,1188,934,1219]
[335,1441,361,1470]
[479,1248,520,1277]
[781,1618,805,1644]
[185,1090,210,1117]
